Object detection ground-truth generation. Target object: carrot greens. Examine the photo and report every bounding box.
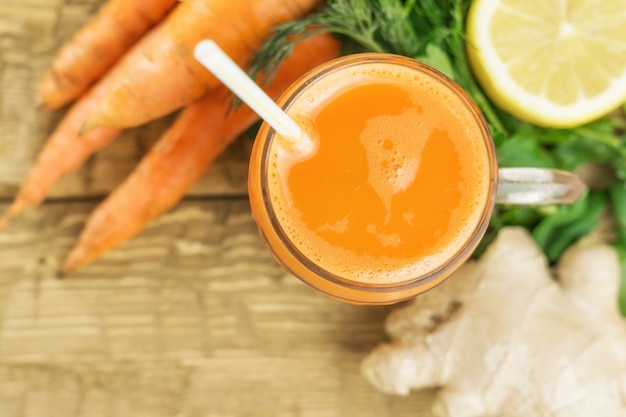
[251,0,626,314]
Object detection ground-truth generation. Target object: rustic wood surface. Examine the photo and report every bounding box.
[0,1,436,415]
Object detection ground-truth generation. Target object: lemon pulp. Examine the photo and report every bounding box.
[467,0,626,127]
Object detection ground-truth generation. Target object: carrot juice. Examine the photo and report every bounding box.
[249,53,497,304]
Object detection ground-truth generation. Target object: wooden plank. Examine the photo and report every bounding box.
[0,199,436,416]
[0,0,438,414]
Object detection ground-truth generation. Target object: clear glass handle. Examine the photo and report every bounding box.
[496,168,587,205]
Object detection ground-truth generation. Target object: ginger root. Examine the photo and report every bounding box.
[362,227,626,416]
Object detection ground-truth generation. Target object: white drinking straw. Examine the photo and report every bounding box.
[194,40,305,145]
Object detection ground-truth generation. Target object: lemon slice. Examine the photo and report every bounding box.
[466,0,626,128]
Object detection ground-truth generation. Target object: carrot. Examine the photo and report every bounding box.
[0,124,121,230]
[0,22,186,230]
[81,0,322,132]
[38,0,178,110]
[0,69,124,231]
[63,33,341,273]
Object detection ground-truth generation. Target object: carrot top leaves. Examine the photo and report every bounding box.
[250,0,506,131]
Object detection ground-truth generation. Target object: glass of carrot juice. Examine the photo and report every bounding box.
[248,53,584,305]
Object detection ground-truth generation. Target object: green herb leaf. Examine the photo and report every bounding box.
[474,205,544,257]
[497,128,558,169]
[611,238,626,316]
[415,44,455,80]
[532,191,605,262]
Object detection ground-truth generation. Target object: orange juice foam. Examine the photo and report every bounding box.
[267,61,491,284]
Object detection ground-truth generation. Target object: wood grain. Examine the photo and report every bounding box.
[0,0,437,415]
[0,200,435,416]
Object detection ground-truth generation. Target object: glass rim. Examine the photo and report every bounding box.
[256,52,499,299]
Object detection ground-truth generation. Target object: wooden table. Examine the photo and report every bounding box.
[0,1,435,415]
